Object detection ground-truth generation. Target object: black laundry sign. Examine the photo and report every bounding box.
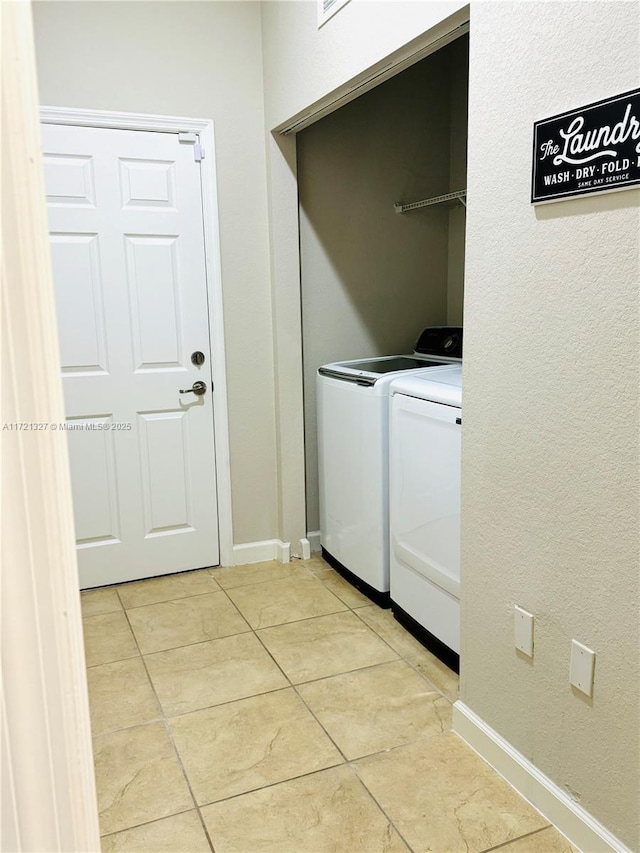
[531,88,640,203]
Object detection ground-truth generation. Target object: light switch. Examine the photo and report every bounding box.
[570,640,595,696]
[514,605,534,657]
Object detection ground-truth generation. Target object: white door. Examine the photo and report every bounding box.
[42,123,220,589]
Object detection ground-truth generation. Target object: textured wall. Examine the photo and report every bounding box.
[462,2,639,847]
[298,42,467,532]
[31,1,278,547]
[261,0,467,130]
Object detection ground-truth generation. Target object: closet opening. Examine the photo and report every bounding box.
[297,32,469,545]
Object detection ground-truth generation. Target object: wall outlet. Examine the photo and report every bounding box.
[570,640,595,696]
[514,605,534,657]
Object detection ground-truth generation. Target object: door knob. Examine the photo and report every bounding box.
[180,380,207,396]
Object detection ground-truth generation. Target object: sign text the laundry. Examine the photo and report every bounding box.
[531,89,640,203]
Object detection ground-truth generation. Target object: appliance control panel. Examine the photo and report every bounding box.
[414,326,463,359]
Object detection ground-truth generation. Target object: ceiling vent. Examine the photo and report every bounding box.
[318,0,351,28]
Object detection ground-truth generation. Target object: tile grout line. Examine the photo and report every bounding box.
[209,565,319,593]
[224,595,349,630]
[121,586,233,612]
[248,604,349,631]
[248,565,425,853]
[218,559,352,619]
[161,684,296,723]
[118,587,224,610]
[229,591,355,769]
[97,807,196,844]
[84,557,343,600]
[344,759,417,853]
[404,655,460,702]
[285,655,450,693]
[350,605,458,702]
[241,571,449,853]
[115,588,217,853]
[196,764,350,810]
[132,626,253,658]
[350,726,459,765]
[117,563,328,609]
[478,825,555,852]
[302,560,458,852]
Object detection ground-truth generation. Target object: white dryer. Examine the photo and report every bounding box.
[317,327,462,607]
[389,366,462,671]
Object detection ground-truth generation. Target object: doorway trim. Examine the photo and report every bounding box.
[40,106,234,568]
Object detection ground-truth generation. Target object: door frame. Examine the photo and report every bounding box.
[40,106,234,568]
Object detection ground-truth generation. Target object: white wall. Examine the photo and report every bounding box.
[462,2,639,848]
[31,1,277,549]
[262,0,468,130]
[298,42,466,532]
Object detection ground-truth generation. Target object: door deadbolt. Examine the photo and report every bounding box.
[191,350,205,366]
[180,380,207,396]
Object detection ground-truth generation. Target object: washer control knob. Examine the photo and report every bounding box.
[444,335,457,352]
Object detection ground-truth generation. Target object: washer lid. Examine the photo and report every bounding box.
[330,356,443,374]
[318,355,447,386]
[391,365,462,407]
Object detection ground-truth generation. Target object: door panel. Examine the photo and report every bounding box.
[44,153,96,207]
[67,416,120,547]
[119,157,176,210]
[124,234,183,369]
[50,233,108,374]
[43,123,220,588]
[138,409,194,537]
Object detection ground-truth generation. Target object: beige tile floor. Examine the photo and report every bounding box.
[82,556,577,853]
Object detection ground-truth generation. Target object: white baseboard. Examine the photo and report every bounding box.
[299,538,311,560]
[306,530,322,553]
[232,539,291,566]
[452,702,632,853]
[276,540,291,563]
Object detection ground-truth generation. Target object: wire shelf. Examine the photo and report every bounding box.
[394,190,467,214]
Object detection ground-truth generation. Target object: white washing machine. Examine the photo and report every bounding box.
[389,366,462,670]
[317,327,462,607]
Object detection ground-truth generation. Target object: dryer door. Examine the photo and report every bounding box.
[390,394,461,598]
